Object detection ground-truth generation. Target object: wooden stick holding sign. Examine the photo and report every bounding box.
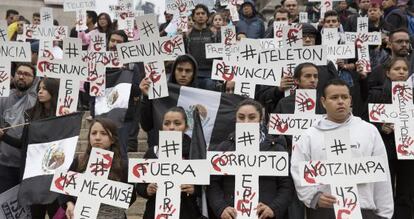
[268,89,323,144]
[37,38,87,116]
[369,81,414,159]
[51,147,134,219]
[297,129,388,219]
[207,123,289,218]
[129,131,210,219]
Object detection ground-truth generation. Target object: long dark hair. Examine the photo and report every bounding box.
[78,118,123,181]
[97,13,113,34]
[28,78,59,120]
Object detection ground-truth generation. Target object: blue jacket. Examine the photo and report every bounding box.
[236,0,265,39]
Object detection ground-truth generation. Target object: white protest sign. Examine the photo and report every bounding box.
[37,38,87,115]
[0,41,31,97]
[137,14,159,40]
[117,32,185,99]
[166,0,195,14]
[117,35,185,63]
[282,24,303,48]
[208,123,289,218]
[369,81,414,159]
[40,7,54,25]
[0,20,8,41]
[23,24,68,41]
[297,129,388,219]
[144,60,169,99]
[268,89,323,143]
[299,12,308,23]
[205,25,238,61]
[343,17,381,73]
[273,21,288,47]
[64,0,96,31]
[322,28,355,69]
[0,185,31,218]
[129,131,209,219]
[51,147,134,219]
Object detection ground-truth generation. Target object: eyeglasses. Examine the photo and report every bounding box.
[16,71,34,78]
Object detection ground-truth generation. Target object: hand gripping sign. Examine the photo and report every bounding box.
[297,129,388,219]
[51,147,134,219]
[369,81,414,159]
[129,131,210,219]
[207,123,289,219]
[268,89,323,145]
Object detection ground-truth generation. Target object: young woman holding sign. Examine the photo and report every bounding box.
[206,99,294,219]
[366,57,412,218]
[137,106,204,219]
[62,118,136,219]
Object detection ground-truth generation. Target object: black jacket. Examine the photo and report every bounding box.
[206,133,294,219]
[136,134,203,219]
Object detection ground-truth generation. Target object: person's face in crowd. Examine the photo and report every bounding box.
[165,13,173,22]
[368,7,383,22]
[89,122,113,150]
[37,81,52,103]
[98,15,108,29]
[284,0,298,17]
[386,60,409,81]
[236,105,261,123]
[323,16,340,28]
[358,0,371,11]
[303,33,316,46]
[6,13,18,25]
[389,32,410,57]
[213,15,224,28]
[338,1,348,10]
[188,16,194,29]
[274,12,289,22]
[86,15,93,26]
[225,81,235,94]
[295,66,318,89]
[33,16,41,25]
[321,85,352,123]
[17,20,25,34]
[108,34,124,51]
[193,8,208,26]
[14,65,34,91]
[162,111,187,131]
[382,0,396,10]
[174,61,194,86]
[242,4,254,17]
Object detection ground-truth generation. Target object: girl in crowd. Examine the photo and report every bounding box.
[63,118,135,218]
[0,77,61,218]
[137,106,203,219]
[367,57,412,218]
[210,13,225,34]
[207,99,294,219]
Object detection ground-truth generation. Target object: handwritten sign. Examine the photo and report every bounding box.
[129,131,209,219]
[144,60,169,99]
[51,147,134,219]
[369,82,414,159]
[23,24,68,41]
[205,25,238,61]
[0,20,8,41]
[0,185,31,219]
[269,89,323,144]
[63,0,96,11]
[208,123,289,218]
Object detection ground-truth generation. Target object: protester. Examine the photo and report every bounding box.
[236,0,265,39]
[78,12,113,49]
[61,118,135,218]
[0,63,37,194]
[282,0,299,22]
[367,57,414,218]
[210,12,225,35]
[264,8,290,38]
[0,77,63,218]
[159,11,173,37]
[291,79,394,219]
[343,0,370,31]
[137,106,203,219]
[32,12,40,25]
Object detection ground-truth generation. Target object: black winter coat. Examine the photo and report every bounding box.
[206,133,294,219]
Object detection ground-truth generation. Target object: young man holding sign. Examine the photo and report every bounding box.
[291,79,393,219]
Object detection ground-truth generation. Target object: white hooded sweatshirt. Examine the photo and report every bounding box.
[291,114,393,219]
